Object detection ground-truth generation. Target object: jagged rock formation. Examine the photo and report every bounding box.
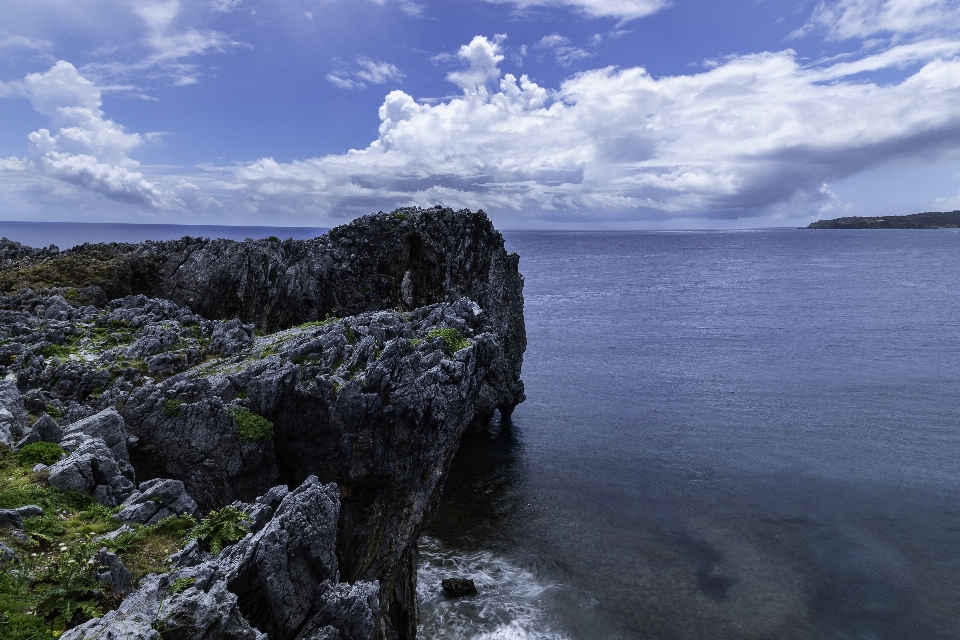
[64,477,379,640]
[0,207,526,639]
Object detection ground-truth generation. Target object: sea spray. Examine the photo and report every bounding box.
[418,536,569,640]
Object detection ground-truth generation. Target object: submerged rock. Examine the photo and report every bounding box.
[441,578,478,597]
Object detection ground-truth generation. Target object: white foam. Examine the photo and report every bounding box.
[417,537,570,640]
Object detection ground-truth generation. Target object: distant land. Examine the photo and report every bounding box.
[807,210,960,229]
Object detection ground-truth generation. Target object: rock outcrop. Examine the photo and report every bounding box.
[0,207,526,639]
[64,477,378,640]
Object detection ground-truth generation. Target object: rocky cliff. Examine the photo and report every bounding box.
[0,207,526,639]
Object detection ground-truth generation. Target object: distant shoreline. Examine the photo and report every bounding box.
[806,210,960,229]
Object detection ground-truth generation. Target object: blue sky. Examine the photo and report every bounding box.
[2,0,960,229]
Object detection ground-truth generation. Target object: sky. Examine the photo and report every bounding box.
[1,0,960,229]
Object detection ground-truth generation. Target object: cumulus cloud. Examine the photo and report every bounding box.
[797,0,960,40]
[219,34,960,222]
[446,35,506,94]
[484,0,669,21]
[328,57,405,90]
[7,61,180,208]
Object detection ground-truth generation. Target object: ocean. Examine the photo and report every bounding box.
[4,222,959,639]
[421,228,960,639]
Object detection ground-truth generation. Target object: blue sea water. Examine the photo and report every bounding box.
[4,222,959,638]
[421,229,960,639]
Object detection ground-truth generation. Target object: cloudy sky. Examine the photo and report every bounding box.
[1,0,960,229]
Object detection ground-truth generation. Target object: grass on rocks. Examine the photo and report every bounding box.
[228,407,274,443]
[0,447,248,635]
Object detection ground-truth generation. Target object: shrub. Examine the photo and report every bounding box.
[192,506,250,554]
[392,212,407,221]
[228,407,274,443]
[17,442,64,467]
[39,344,71,359]
[23,514,65,543]
[0,483,46,510]
[161,398,184,418]
[427,328,470,355]
[34,541,105,631]
[267,235,280,242]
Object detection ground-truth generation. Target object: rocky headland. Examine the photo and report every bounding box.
[806,210,960,229]
[0,207,526,639]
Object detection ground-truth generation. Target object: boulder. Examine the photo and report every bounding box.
[93,547,133,596]
[63,477,378,640]
[0,505,43,529]
[16,412,63,448]
[210,318,256,355]
[0,541,16,562]
[441,578,478,597]
[47,435,136,507]
[0,380,28,447]
[61,408,131,464]
[117,478,199,525]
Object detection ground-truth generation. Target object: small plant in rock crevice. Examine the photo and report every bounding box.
[228,406,274,443]
[161,398,184,418]
[191,506,250,555]
[426,328,471,356]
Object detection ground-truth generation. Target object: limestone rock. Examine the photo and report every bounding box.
[0,379,27,447]
[93,547,133,596]
[441,578,478,597]
[117,478,199,524]
[64,477,377,640]
[47,435,136,507]
[16,412,63,448]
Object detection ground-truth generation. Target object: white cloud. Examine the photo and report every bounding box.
[6,61,180,208]
[798,0,960,40]
[447,35,506,94]
[216,34,960,222]
[327,57,404,90]
[484,0,669,21]
[536,34,592,66]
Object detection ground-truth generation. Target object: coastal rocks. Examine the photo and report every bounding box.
[0,505,43,529]
[0,379,28,447]
[210,318,256,355]
[117,478,199,524]
[64,477,378,640]
[93,547,133,596]
[47,435,137,507]
[440,578,477,597]
[15,412,63,448]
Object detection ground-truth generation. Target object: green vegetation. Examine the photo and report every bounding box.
[427,328,470,355]
[297,316,339,331]
[267,236,280,242]
[392,212,408,221]
[45,403,63,421]
[807,210,960,229]
[191,506,250,554]
[408,338,422,348]
[161,399,184,418]
[39,344,73,359]
[228,407,274,443]
[0,449,206,634]
[17,442,64,467]
[169,576,196,594]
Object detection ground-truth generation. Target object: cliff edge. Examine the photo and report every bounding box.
[0,207,526,639]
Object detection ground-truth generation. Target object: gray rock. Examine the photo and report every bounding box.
[14,504,43,519]
[47,435,136,507]
[16,412,64,448]
[32,463,49,473]
[441,578,478,597]
[117,478,199,524]
[0,541,16,562]
[0,380,28,447]
[93,547,133,595]
[97,524,134,541]
[43,295,74,321]
[0,510,23,529]
[64,477,376,640]
[61,408,131,464]
[210,318,255,355]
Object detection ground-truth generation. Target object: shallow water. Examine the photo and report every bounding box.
[421,229,960,639]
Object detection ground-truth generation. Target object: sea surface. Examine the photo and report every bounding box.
[421,229,960,640]
[4,222,959,639]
